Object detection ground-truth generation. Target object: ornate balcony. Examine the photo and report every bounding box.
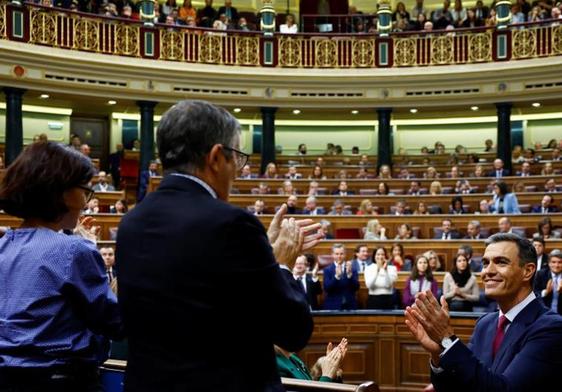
[1,2,562,69]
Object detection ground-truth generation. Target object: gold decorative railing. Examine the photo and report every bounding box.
[1,2,562,68]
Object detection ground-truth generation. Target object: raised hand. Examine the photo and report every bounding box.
[412,291,453,346]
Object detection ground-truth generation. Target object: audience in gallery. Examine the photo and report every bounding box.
[279,13,298,34]
[364,246,398,310]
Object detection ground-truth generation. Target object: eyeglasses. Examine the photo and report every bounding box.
[222,146,250,170]
[77,184,95,203]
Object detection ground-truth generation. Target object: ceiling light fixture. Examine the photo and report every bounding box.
[471,106,479,111]
[532,102,541,107]
[292,109,301,115]
[410,108,418,114]
[108,100,117,105]
[233,108,242,113]
[39,94,50,99]
[351,110,359,114]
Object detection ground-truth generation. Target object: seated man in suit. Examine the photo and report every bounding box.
[488,158,510,178]
[497,216,513,234]
[137,160,159,202]
[293,255,322,310]
[332,181,354,196]
[253,199,266,215]
[545,178,557,193]
[393,199,410,216]
[285,165,302,180]
[303,196,325,215]
[405,233,562,391]
[535,249,562,315]
[408,180,422,195]
[239,164,255,179]
[531,194,559,214]
[517,161,532,177]
[286,194,301,214]
[93,170,116,192]
[323,244,360,310]
[464,220,485,240]
[328,199,352,216]
[434,218,461,240]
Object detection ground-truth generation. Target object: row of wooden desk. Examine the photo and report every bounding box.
[2,213,559,246]
[149,175,561,194]
[228,193,557,217]
[244,161,562,178]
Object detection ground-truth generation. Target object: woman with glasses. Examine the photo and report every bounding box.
[0,141,123,391]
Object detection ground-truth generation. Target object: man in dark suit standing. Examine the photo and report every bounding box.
[117,100,321,392]
[535,249,562,315]
[405,233,562,391]
[217,0,239,22]
[293,255,323,310]
[136,160,159,202]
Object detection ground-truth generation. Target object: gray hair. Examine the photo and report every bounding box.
[332,243,345,252]
[485,233,537,268]
[157,100,240,173]
[468,220,481,229]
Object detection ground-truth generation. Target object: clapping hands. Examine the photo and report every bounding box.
[268,204,323,267]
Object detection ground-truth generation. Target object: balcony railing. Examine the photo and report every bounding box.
[1,2,561,69]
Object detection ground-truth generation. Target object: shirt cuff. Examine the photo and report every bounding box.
[429,337,460,373]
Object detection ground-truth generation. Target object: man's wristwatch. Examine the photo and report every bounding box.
[440,334,458,350]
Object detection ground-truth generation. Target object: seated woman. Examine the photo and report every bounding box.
[413,201,429,215]
[533,217,561,239]
[110,198,128,214]
[279,14,299,33]
[364,219,387,240]
[449,195,465,214]
[365,247,398,310]
[394,223,416,240]
[378,164,392,179]
[389,243,413,272]
[429,180,443,195]
[471,164,485,178]
[0,141,123,390]
[490,181,521,214]
[402,254,438,308]
[442,253,480,312]
[425,250,443,272]
[357,199,378,216]
[275,338,348,383]
[378,182,391,195]
[262,162,280,179]
[309,165,326,180]
[424,166,440,179]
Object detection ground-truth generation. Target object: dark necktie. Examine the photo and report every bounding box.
[297,276,306,293]
[492,315,510,358]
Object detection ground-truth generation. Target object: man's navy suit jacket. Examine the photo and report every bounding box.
[432,297,562,391]
[117,175,313,392]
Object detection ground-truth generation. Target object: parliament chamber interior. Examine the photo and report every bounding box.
[1,0,562,390]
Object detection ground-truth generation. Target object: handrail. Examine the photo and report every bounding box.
[1,2,561,68]
[100,359,380,392]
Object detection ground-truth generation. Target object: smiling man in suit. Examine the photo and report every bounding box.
[405,233,562,391]
[117,100,322,392]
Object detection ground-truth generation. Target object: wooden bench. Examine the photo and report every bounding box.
[228,193,559,219]
[149,175,562,195]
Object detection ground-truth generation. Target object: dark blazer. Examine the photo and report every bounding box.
[117,175,313,392]
[217,5,239,21]
[488,168,510,178]
[534,269,562,314]
[432,297,562,391]
[331,190,355,196]
[323,263,359,310]
[300,275,323,310]
[531,205,559,213]
[136,170,158,202]
[433,230,462,240]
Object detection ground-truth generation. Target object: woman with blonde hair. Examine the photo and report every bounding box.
[424,250,443,272]
[424,166,439,179]
[262,162,279,179]
[429,180,443,195]
[357,199,378,216]
[364,219,387,240]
